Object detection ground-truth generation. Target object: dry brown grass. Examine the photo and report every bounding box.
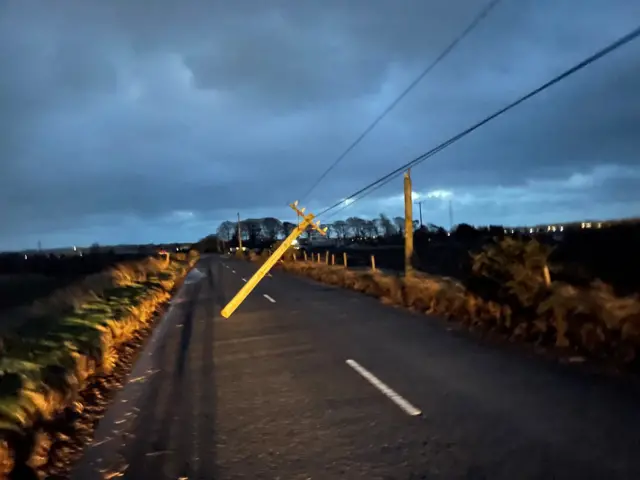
[276,259,640,366]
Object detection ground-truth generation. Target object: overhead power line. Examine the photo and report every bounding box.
[316,23,640,220]
[298,0,505,203]
[324,172,396,221]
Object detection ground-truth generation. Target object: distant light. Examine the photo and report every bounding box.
[73,245,77,251]
[529,228,534,233]
[24,254,28,260]
[559,226,564,232]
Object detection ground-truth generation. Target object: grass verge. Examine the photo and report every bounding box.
[275,259,640,368]
[0,251,199,477]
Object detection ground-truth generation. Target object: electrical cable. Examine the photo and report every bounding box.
[298,0,505,203]
[316,23,640,220]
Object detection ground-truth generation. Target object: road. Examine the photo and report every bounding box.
[72,255,640,479]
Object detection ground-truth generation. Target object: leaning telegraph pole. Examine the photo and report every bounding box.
[237,212,243,250]
[404,169,414,276]
[221,201,327,318]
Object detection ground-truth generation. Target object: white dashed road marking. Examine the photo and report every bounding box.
[263,294,276,303]
[346,359,422,417]
[242,278,247,282]
[231,270,236,274]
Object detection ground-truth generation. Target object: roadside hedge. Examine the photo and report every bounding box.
[0,251,199,476]
[270,239,640,366]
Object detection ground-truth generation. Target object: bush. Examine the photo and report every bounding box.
[468,237,553,310]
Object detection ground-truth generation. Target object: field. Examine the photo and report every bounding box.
[303,222,640,295]
[0,274,65,312]
[0,252,150,311]
[0,250,198,477]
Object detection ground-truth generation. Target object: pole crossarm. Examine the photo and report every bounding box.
[290,200,328,236]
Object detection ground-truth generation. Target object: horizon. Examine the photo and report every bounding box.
[5,211,637,254]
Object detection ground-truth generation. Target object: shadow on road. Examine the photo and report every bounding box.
[176,282,201,377]
[114,258,222,478]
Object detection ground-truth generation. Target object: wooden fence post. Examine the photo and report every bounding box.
[543,265,551,287]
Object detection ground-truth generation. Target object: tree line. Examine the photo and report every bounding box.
[214,214,444,244]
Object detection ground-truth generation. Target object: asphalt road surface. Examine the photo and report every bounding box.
[72,255,640,479]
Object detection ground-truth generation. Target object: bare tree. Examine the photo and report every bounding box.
[332,220,349,239]
[216,221,236,241]
[378,214,396,237]
[346,217,367,237]
[393,216,404,234]
[363,220,377,238]
[282,221,296,236]
[244,219,262,243]
[262,217,283,241]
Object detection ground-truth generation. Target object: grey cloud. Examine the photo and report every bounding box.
[1,0,639,249]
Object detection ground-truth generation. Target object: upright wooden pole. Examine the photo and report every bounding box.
[404,169,414,276]
[237,212,243,251]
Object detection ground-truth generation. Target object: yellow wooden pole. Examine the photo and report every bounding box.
[221,202,326,318]
[404,169,414,276]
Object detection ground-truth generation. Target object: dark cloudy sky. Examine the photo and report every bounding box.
[1,0,639,250]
